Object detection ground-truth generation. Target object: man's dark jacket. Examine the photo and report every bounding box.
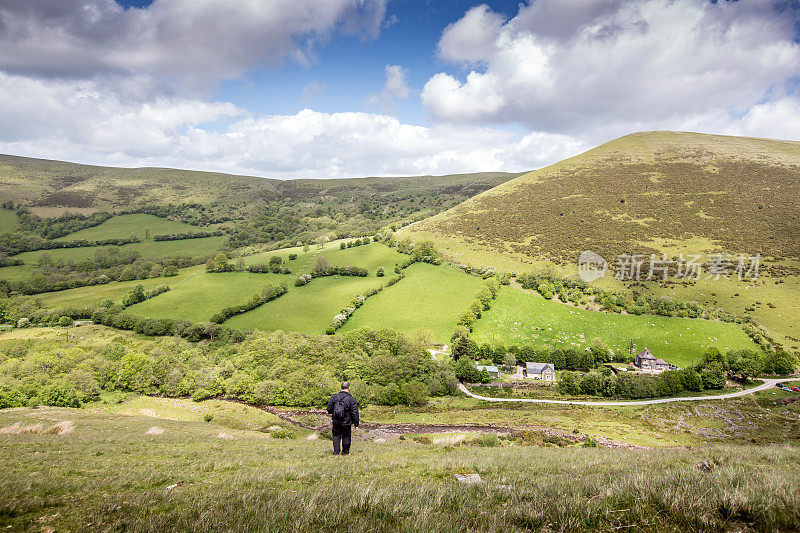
[326,391,360,426]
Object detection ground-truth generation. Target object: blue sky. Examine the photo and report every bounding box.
[212,1,525,125]
[0,1,799,178]
[113,0,523,124]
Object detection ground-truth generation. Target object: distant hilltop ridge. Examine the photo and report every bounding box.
[0,152,520,218]
[409,131,800,262]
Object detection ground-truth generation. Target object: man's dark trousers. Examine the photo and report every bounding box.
[332,423,352,455]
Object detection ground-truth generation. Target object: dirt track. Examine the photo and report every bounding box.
[458,379,784,406]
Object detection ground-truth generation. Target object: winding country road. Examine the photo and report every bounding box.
[458,378,786,406]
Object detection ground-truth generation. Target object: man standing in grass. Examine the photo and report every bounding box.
[326,382,360,455]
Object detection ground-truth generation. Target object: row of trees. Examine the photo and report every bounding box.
[209,283,288,324]
[554,346,797,400]
[454,276,503,333]
[326,274,404,334]
[310,257,368,278]
[90,308,245,343]
[557,366,724,399]
[453,336,627,370]
[0,232,140,256]
[697,346,796,378]
[3,250,203,295]
[517,272,714,318]
[0,255,22,267]
[121,284,170,308]
[153,230,223,241]
[247,255,293,275]
[339,237,371,249]
[15,210,113,239]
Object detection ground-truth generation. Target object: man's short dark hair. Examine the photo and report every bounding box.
[341,381,350,390]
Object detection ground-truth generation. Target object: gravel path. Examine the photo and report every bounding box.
[458,379,784,406]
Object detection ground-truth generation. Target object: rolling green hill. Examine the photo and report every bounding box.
[410,131,800,263]
[0,153,518,219]
[0,134,795,357]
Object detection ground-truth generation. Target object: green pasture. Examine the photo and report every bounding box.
[339,263,484,342]
[225,275,384,334]
[125,270,292,323]
[36,268,201,309]
[244,241,405,276]
[0,208,17,233]
[639,272,800,353]
[0,264,28,282]
[470,287,761,367]
[0,236,226,282]
[55,214,201,241]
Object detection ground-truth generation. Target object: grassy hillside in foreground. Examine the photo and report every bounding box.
[339,263,484,342]
[470,286,761,368]
[1,405,799,531]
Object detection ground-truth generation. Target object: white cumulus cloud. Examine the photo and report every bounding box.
[368,64,411,111]
[437,4,505,64]
[0,72,584,179]
[0,0,387,91]
[423,0,800,139]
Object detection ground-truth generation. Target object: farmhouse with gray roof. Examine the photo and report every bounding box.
[634,348,672,373]
[524,362,556,381]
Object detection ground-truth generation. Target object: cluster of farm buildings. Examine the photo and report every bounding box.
[474,348,673,381]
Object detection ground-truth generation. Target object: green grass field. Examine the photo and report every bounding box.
[125,270,292,322]
[339,263,484,342]
[55,214,202,241]
[225,275,385,334]
[35,268,201,309]
[1,405,799,531]
[243,241,406,276]
[0,208,17,233]
[641,272,800,352]
[0,236,226,282]
[470,286,761,367]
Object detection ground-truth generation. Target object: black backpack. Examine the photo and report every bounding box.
[332,395,347,423]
